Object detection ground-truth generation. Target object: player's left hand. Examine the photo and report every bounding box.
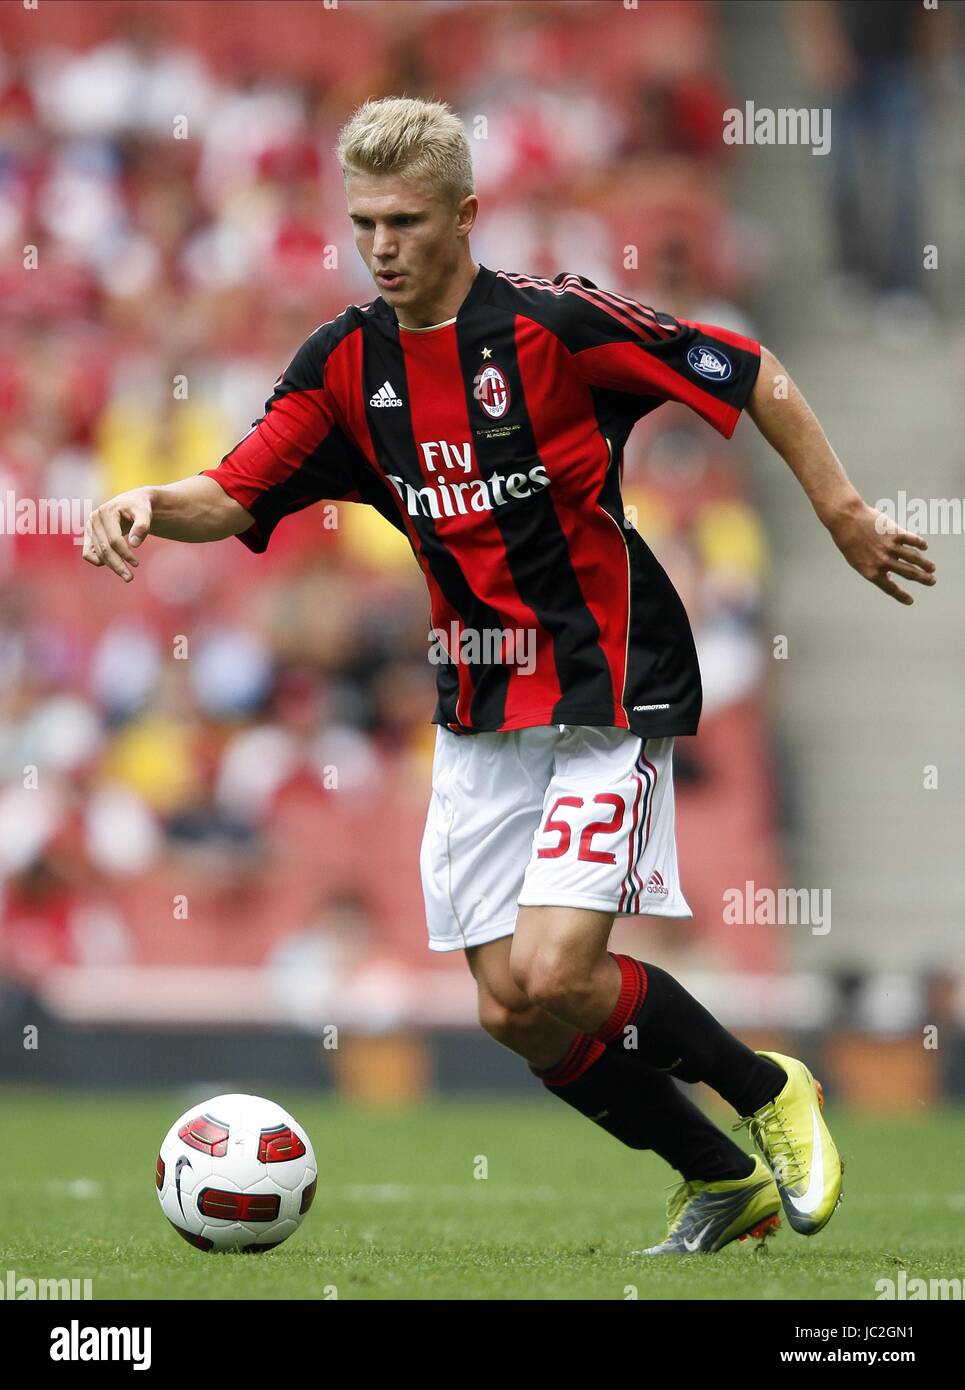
[828,501,936,605]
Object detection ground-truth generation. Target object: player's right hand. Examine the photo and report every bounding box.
[82,488,154,583]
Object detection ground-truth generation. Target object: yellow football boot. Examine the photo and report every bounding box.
[636,1155,781,1255]
[733,1051,843,1236]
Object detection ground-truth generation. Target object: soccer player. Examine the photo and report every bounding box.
[84,97,936,1254]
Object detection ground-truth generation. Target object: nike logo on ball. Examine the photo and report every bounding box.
[175,1156,192,1217]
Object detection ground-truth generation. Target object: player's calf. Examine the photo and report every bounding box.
[476,992,577,1069]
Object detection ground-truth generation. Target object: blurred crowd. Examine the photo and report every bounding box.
[0,0,789,1009]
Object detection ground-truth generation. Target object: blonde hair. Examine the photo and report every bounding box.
[335,96,474,208]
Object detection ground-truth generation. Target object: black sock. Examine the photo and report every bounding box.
[532,1033,754,1182]
[595,956,786,1117]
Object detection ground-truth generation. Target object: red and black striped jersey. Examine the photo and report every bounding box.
[200,265,761,737]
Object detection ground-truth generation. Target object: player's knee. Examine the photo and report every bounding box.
[477,993,540,1047]
[512,948,594,1018]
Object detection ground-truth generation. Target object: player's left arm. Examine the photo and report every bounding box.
[747,347,936,605]
[549,277,935,605]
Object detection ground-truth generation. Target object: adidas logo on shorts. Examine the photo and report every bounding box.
[370,380,404,407]
[645,870,669,896]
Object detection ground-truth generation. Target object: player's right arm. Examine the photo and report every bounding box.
[82,476,255,582]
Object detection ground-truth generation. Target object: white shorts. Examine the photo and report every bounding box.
[419,723,692,953]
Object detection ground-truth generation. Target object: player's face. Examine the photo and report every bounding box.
[346,170,476,320]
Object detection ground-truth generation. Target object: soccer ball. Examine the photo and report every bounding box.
[155,1093,317,1252]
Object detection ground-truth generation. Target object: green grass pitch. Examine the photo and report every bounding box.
[2,1088,963,1300]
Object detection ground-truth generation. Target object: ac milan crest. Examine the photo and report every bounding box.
[474,363,510,419]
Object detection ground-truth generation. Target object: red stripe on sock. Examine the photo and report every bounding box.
[532,1032,605,1086]
[594,955,648,1045]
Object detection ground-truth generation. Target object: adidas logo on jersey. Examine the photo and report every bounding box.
[369,380,404,408]
[645,870,669,896]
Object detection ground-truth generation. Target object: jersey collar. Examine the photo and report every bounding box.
[371,263,495,330]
